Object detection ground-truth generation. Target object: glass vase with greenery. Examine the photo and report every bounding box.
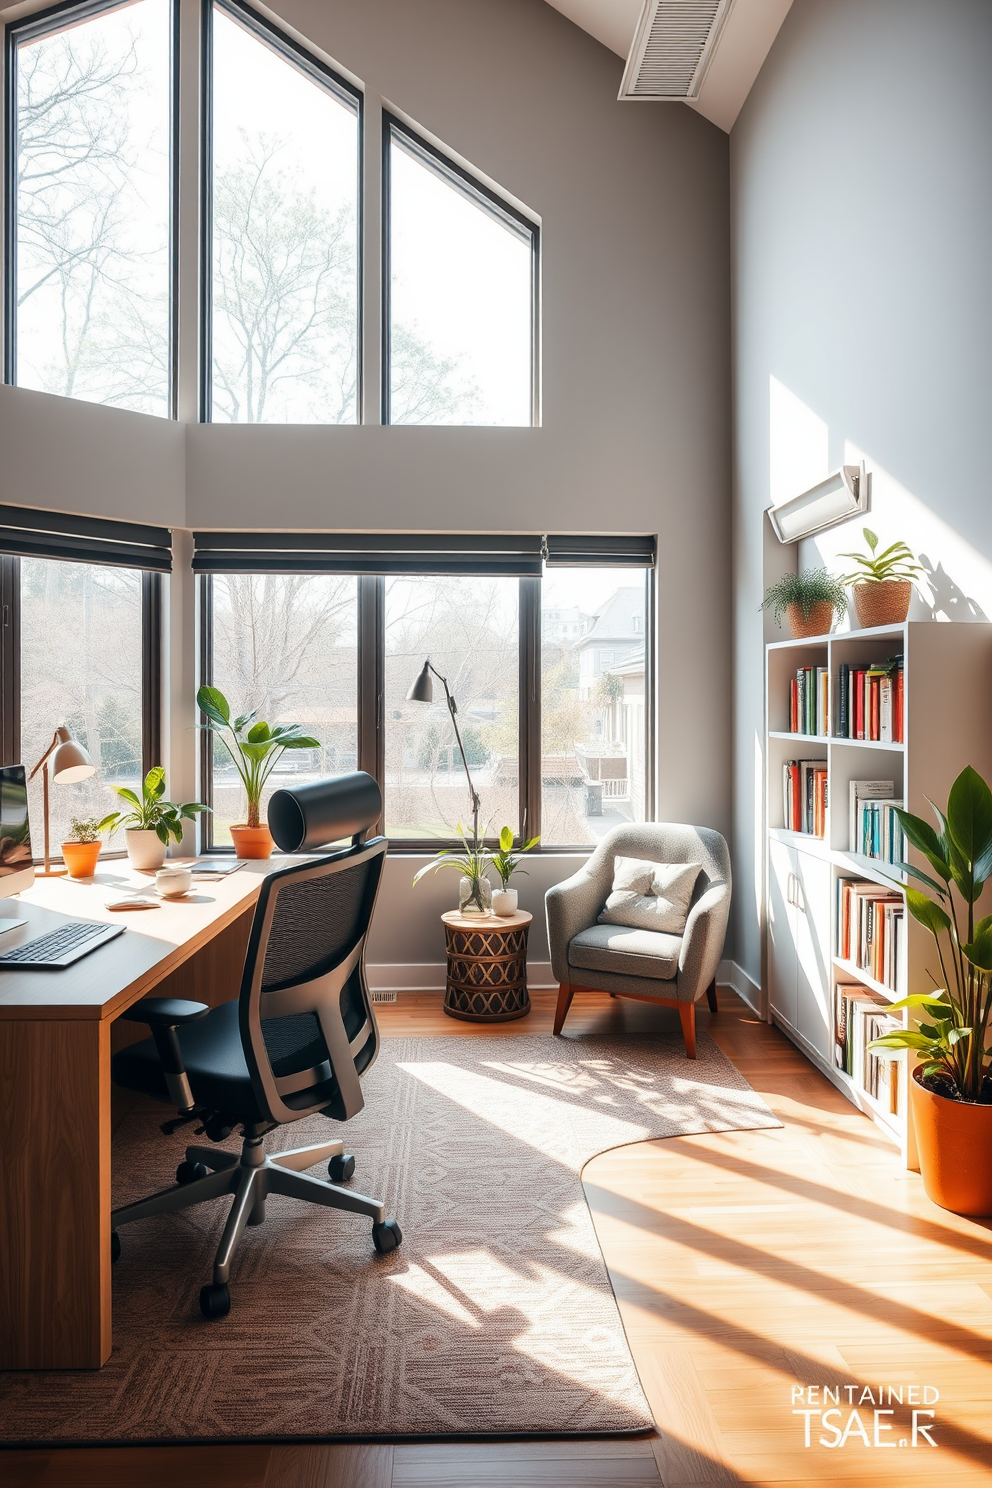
[413,822,494,913]
[196,685,320,829]
[869,765,992,1104]
[759,568,848,630]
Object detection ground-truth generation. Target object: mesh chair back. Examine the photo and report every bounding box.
[238,838,387,1126]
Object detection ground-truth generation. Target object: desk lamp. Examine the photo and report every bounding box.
[406,659,481,849]
[28,726,97,875]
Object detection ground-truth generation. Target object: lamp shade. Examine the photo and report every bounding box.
[51,727,96,784]
[406,660,434,704]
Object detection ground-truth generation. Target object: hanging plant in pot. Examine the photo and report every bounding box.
[489,825,540,916]
[100,768,209,873]
[869,765,992,1216]
[839,527,922,628]
[196,686,320,859]
[412,823,494,914]
[760,568,848,639]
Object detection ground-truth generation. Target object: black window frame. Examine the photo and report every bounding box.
[381,111,540,429]
[199,0,364,425]
[4,0,180,415]
[197,550,655,854]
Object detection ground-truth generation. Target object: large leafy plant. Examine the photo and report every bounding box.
[869,766,992,1104]
[413,822,493,913]
[100,768,208,846]
[490,825,540,888]
[759,568,848,627]
[839,527,923,586]
[196,686,320,829]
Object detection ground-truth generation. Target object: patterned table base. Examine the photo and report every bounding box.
[444,922,531,1022]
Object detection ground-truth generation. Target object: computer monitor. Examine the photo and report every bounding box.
[0,765,35,896]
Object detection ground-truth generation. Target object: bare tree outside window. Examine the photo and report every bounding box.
[12,0,171,415]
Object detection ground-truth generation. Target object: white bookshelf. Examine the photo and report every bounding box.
[764,620,992,1165]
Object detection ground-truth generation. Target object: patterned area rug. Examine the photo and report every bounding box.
[0,1030,779,1445]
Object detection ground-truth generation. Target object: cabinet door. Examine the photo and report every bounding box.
[795,849,832,1061]
[767,839,798,1029]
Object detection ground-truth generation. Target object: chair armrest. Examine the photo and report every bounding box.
[677,882,731,1004]
[545,866,607,983]
[121,997,209,1025]
[121,998,208,1113]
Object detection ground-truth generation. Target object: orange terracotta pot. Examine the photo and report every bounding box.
[786,601,835,639]
[230,824,274,860]
[852,580,912,628]
[911,1067,992,1216]
[61,840,102,879]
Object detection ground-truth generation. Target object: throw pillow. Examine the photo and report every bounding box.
[597,857,701,935]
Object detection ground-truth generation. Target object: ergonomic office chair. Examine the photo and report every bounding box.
[110,776,399,1319]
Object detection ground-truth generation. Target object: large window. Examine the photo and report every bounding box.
[205,1,361,423]
[384,117,538,426]
[198,542,652,851]
[6,0,172,415]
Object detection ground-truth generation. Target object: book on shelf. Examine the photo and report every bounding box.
[854,798,906,866]
[837,877,905,991]
[834,654,904,743]
[788,666,829,736]
[833,982,902,1118]
[848,779,895,851]
[783,759,828,836]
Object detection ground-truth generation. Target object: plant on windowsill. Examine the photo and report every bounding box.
[413,823,494,915]
[760,568,849,639]
[61,816,106,880]
[195,685,319,859]
[99,768,210,873]
[868,765,992,1216]
[839,527,923,628]
[489,826,540,916]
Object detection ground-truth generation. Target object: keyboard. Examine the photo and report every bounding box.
[0,919,124,968]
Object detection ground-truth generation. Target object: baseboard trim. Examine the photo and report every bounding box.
[717,959,764,1017]
[368,962,558,993]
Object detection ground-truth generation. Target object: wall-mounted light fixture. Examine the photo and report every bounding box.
[767,462,869,544]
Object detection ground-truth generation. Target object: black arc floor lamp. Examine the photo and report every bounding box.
[406,659,481,848]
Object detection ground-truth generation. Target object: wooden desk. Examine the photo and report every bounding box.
[0,859,279,1370]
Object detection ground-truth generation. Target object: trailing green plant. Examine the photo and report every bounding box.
[490,825,540,889]
[413,821,493,912]
[839,527,923,586]
[99,767,209,847]
[196,686,320,829]
[759,568,849,628]
[868,765,992,1104]
[65,816,105,844]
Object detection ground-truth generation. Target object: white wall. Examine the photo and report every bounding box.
[731,0,992,985]
[0,0,733,964]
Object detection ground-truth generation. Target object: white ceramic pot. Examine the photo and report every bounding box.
[126,828,167,873]
[492,888,518,917]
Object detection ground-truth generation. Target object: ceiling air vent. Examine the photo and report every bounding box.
[619,0,735,100]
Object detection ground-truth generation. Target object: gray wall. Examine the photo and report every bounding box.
[731,0,992,986]
[0,0,733,967]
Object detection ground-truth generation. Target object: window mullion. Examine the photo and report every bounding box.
[519,575,541,848]
[141,572,164,777]
[0,556,20,766]
[198,573,215,847]
[357,574,384,823]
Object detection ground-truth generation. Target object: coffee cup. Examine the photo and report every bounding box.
[156,866,192,898]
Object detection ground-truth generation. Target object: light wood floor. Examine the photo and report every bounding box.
[6,989,992,1487]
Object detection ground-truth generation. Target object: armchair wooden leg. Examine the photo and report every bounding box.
[678,1001,697,1059]
[705,979,718,1014]
[553,983,575,1035]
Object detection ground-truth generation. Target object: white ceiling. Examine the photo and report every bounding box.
[543,0,794,132]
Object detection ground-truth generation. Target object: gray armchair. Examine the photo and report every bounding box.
[546,822,731,1057]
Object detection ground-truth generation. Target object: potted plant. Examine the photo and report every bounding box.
[100,768,209,873]
[839,527,922,628]
[413,823,494,914]
[490,826,540,916]
[196,686,319,859]
[61,817,105,879]
[760,568,848,639]
[869,765,992,1215]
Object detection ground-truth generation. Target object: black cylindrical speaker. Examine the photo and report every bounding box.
[267,772,382,853]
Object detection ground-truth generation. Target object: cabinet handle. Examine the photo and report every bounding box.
[786,872,796,907]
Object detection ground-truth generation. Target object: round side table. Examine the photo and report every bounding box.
[441,910,533,1022]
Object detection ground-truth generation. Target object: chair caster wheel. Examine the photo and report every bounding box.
[328,1153,356,1183]
[199,1282,230,1319]
[372,1218,402,1255]
[177,1161,209,1185]
[111,1231,121,1264]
